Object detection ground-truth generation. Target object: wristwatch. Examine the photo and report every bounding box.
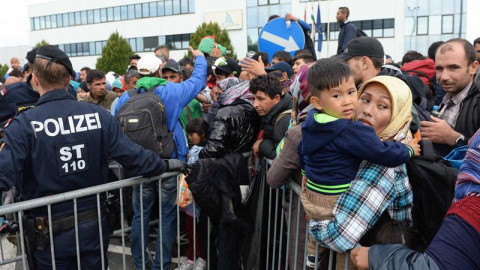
[455,134,465,146]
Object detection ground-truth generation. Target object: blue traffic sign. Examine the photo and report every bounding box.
[258,18,305,62]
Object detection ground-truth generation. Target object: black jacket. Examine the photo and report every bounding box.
[186,152,250,270]
[259,93,292,159]
[199,99,261,158]
[337,21,357,55]
[435,82,480,156]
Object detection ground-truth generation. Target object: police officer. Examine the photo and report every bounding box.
[0,45,181,269]
[0,48,77,124]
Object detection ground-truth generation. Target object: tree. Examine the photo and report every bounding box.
[96,31,133,75]
[188,22,237,59]
[0,64,8,77]
[35,40,49,48]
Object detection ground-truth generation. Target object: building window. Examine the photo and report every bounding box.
[165,0,173,16]
[89,42,96,55]
[107,7,114,22]
[150,2,158,17]
[30,18,35,31]
[144,36,159,51]
[442,15,454,34]
[63,13,69,27]
[189,0,195,13]
[158,1,165,16]
[114,7,121,21]
[39,16,46,29]
[417,16,428,35]
[173,0,181,15]
[128,5,135,20]
[121,6,128,20]
[136,37,144,51]
[45,15,51,29]
[81,11,88,24]
[75,12,81,25]
[129,38,137,52]
[88,10,94,24]
[181,0,188,13]
[34,17,40,30]
[94,9,100,23]
[100,8,107,22]
[51,15,57,28]
[135,4,142,18]
[96,41,103,55]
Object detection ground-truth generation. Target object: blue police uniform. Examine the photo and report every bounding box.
[0,89,166,269]
[0,74,78,123]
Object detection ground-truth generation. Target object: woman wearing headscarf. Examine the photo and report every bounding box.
[266,63,314,269]
[199,77,261,158]
[350,129,480,270]
[308,76,417,269]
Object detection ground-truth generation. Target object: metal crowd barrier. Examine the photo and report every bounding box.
[264,158,351,270]
[0,155,349,270]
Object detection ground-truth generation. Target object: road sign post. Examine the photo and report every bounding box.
[258,18,305,62]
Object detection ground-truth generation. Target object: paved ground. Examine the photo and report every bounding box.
[0,232,188,270]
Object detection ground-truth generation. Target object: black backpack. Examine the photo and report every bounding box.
[407,140,457,245]
[356,28,367,37]
[116,88,175,159]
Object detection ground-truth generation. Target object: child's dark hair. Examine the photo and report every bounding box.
[186,118,209,138]
[307,58,353,96]
[249,73,282,99]
[272,51,293,66]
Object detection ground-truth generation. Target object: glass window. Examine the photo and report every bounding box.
[63,13,69,26]
[88,10,94,24]
[247,7,258,28]
[442,15,454,34]
[150,2,157,17]
[182,34,190,48]
[51,15,57,28]
[129,38,137,52]
[174,35,181,49]
[45,15,51,29]
[247,28,259,52]
[158,1,165,16]
[247,0,256,7]
[34,17,40,30]
[114,7,121,21]
[189,0,195,13]
[30,18,35,31]
[417,16,429,35]
[40,16,46,29]
[429,15,441,35]
[384,28,394,37]
[181,0,188,13]
[107,7,114,21]
[270,0,280,4]
[69,12,75,26]
[100,8,107,22]
[135,4,142,18]
[373,29,383,38]
[71,43,77,57]
[89,42,96,55]
[58,44,64,52]
[128,5,135,20]
[259,0,268,5]
[165,35,174,49]
[96,41,103,55]
[165,0,173,15]
[136,37,144,51]
[158,36,166,46]
[144,36,159,51]
[94,9,100,23]
[64,44,71,56]
[362,20,372,30]
[121,6,128,20]
[102,41,107,49]
[373,19,383,29]
[383,19,394,29]
[142,3,150,17]
[84,42,90,55]
[173,0,180,14]
[77,43,83,55]
[75,12,81,25]
[81,11,87,24]
[442,0,454,14]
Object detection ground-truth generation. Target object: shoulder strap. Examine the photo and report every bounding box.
[274,109,292,131]
[419,139,435,162]
[127,88,139,97]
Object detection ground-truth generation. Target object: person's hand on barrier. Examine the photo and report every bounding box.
[350,247,370,270]
[252,139,262,157]
[421,116,460,146]
[301,175,307,188]
[165,159,190,174]
[407,138,421,157]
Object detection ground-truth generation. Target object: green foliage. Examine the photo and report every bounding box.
[0,64,8,77]
[189,22,237,59]
[96,31,133,75]
[34,40,49,48]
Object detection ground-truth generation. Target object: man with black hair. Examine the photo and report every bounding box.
[79,67,90,82]
[129,54,141,69]
[292,53,316,77]
[421,38,480,156]
[253,51,270,67]
[124,69,140,90]
[250,73,292,159]
[474,37,480,60]
[155,45,175,62]
[272,51,293,66]
[428,41,446,104]
[212,57,240,81]
[178,57,194,71]
[337,7,357,55]
[84,69,118,111]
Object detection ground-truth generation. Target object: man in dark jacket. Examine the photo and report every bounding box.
[250,74,292,159]
[421,38,480,156]
[337,7,357,55]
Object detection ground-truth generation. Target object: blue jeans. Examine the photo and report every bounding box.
[131,176,177,270]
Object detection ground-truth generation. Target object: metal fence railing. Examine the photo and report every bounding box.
[0,156,350,270]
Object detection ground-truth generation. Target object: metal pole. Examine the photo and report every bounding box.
[285,189,293,269]
[17,211,27,270]
[97,194,105,270]
[47,205,56,270]
[140,183,145,270]
[74,199,81,269]
[120,188,126,270]
[159,180,164,270]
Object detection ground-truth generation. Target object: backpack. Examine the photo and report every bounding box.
[404,70,437,100]
[356,28,367,37]
[407,140,457,245]
[116,88,175,159]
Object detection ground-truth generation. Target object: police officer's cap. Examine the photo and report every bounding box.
[26,48,36,64]
[35,45,75,77]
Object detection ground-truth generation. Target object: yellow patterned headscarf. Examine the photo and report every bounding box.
[357,76,413,143]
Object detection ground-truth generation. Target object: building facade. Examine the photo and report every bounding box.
[27,0,466,71]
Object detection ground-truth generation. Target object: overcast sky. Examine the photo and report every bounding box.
[0,1,52,47]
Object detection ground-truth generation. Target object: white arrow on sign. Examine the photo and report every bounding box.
[261,31,300,52]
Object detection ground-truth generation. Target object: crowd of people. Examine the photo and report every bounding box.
[1,7,480,270]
